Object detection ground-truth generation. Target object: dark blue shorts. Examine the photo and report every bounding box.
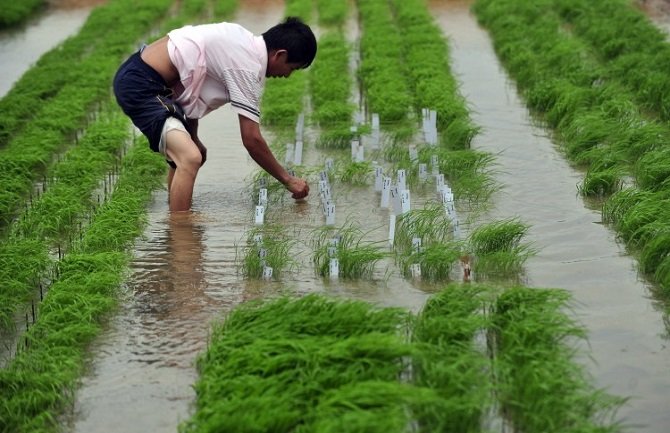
[113,49,191,167]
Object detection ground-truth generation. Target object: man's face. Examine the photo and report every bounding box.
[266,50,303,78]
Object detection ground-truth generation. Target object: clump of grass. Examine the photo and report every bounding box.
[239,225,297,279]
[394,204,454,254]
[312,223,387,279]
[337,160,372,185]
[396,242,462,281]
[180,294,416,433]
[491,286,625,432]
[468,219,534,278]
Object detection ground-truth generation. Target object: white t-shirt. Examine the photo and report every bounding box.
[167,22,268,123]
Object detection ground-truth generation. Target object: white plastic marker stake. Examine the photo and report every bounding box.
[355,142,365,162]
[436,173,445,192]
[325,158,334,172]
[400,189,411,214]
[410,263,421,279]
[412,237,422,253]
[329,258,339,279]
[391,185,402,216]
[258,248,268,260]
[326,202,336,226]
[296,112,305,139]
[380,176,391,208]
[258,188,268,206]
[397,169,407,192]
[388,214,396,246]
[431,154,439,175]
[262,266,273,280]
[371,113,380,150]
[254,205,265,225]
[374,165,384,192]
[285,143,294,165]
[294,140,303,165]
[328,245,337,257]
[419,163,428,182]
[253,234,263,245]
[409,145,418,163]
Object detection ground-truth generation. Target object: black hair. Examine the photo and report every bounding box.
[262,16,317,68]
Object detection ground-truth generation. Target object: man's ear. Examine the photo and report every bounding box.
[271,49,288,61]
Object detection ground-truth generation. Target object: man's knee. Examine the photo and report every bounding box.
[166,131,202,172]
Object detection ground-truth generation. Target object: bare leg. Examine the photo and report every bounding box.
[165,130,202,212]
[167,166,175,196]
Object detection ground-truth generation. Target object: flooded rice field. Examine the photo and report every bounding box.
[1,0,669,432]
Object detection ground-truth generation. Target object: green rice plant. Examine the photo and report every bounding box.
[315,0,347,27]
[468,219,534,279]
[411,284,492,431]
[181,294,415,433]
[0,0,44,28]
[394,204,454,254]
[396,242,463,282]
[312,223,388,279]
[635,148,670,191]
[337,160,372,185]
[491,286,625,432]
[239,225,297,279]
[578,166,624,197]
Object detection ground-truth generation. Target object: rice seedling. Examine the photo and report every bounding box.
[467,219,534,279]
[337,160,372,185]
[312,223,388,279]
[239,225,297,279]
[491,286,625,432]
[396,242,464,282]
[181,294,415,433]
[394,204,454,254]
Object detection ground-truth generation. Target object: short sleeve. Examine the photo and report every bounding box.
[222,69,262,123]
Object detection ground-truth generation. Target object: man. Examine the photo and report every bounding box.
[113,17,316,211]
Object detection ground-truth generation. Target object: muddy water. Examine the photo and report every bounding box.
[430,1,670,431]
[0,6,93,97]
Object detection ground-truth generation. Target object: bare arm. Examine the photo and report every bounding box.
[239,115,309,199]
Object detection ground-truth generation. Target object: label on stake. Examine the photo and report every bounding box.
[400,189,411,214]
[254,205,265,225]
[380,177,391,208]
[329,258,339,279]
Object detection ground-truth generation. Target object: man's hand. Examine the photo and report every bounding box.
[285,176,309,200]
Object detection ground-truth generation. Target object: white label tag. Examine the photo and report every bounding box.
[329,258,339,279]
[410,263,422,278]
[254,205,265,225]
[400,189,411,214]
[328,245,337,257]
[380,176,391,208]
[262,266,273,280]
[258,248,268,259]
[391,185,402,215]
[374,166,384,192]
[326,202,335,226]
[355,143,364,162]
[397,169,407,192]
[431,155,439,175]
[294,140,303,165]
[409,146,418,163]
[389,214,396,246]
[325,158,334,172]
[253,234,263,245]
[258,188,268,206]
[412,237,422,253]
[285,143,294,165]
[419,163,428,182]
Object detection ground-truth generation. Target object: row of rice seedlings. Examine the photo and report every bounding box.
[0,0,44,28]
[389,0,480,150]
[491,286,625,432]
[309,31,357,148]
[312,222,387,279]
[472,0,670,299]
[356,0,413,125]
[259,0,312,127]
[0,138,165,433]
[411,284,492,431]
[0,0,217,340]
[239,224,297,280]
[0,107,129,333]
[0,0,173,144]
[0,0,176,228]
[180,293,487,433]
[315,0,347,28]
[550,0,670,121]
